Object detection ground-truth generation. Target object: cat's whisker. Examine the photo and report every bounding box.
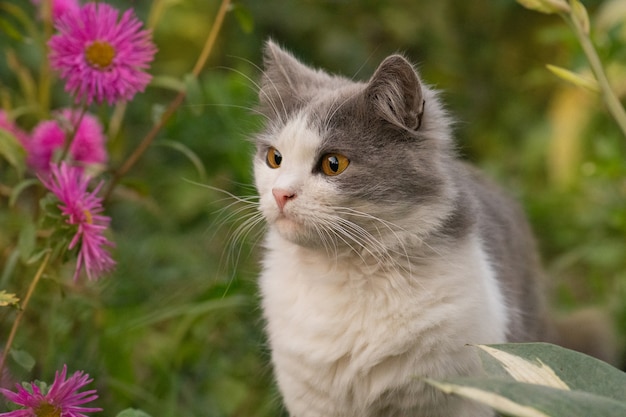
[216,65,277,118]
[185,180,264,285]
[322,93,356,132]
[320,94,343,133]
[190,102,270,122]
[218,63,288,125]
[319,217,375,268]
[187,181,260,205]
[259,66,290,125]
[224,212,266,271]
[310,220,342,267]
[313,210,406,275]
[333,208,416,269]
[335,205,447,261]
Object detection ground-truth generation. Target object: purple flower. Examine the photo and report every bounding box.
[0,365,101,417]
[31,0,80,22]
[42,162,115,281]
[28,109,107,174]
[48,2,157,105]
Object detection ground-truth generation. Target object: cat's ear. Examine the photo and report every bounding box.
[259,40,328,117]
[365,55,425,131]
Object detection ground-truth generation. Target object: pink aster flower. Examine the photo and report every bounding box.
[0,365,101,417]
[31,0,80,22]
[48,2,157,105]
[41,162,115,281]
[28,109,107,174]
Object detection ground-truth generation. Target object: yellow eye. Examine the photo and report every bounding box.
[321,153,350,176]
[266,147,282,169]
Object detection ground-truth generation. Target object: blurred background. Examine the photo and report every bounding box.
[1,0,625,416]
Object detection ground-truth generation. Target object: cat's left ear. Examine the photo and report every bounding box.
[365,55,425,131]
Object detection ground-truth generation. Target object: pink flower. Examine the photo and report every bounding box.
[31,0,80,22]
[41,162,115,281]
[0,365,101,417]
[48,2,157,105]
[27,109,107,174]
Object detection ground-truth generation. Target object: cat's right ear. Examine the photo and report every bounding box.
[259,40,326,119]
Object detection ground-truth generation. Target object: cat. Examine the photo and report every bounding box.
[250,40,598,417]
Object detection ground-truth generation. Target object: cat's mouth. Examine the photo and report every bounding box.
[273,216,308,244]
[271,210,324,248]
[274,212,302,232]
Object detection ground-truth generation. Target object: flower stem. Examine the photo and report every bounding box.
[0,251,51,375]
[564,10,626,138]
[58,105,88,163]
[103,0,232,201]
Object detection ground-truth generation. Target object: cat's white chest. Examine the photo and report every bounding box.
[260,230,507,417]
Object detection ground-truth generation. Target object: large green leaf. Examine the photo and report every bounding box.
[428,377,626,417]
[427,343,626,417]
[474,343,626,402]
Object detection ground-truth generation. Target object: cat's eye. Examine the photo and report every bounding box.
[266,147,282,169]
[320,153,350,176]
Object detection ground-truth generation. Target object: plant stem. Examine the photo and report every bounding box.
[0,251,51,375]
[565,11,626,138]
[58,105,88,162]
[104,0,232,201]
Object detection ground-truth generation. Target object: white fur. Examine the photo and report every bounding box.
[255,114,508,417]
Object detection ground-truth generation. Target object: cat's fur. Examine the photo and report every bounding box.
[253,41,553,417]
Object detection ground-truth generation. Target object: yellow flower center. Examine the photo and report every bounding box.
[85,40,116,70]
[34,402,62,417]
[83,209,93,224]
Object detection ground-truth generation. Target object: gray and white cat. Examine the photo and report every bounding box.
[252,41,553,417]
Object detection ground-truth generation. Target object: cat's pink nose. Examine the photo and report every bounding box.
[272,188,296,211]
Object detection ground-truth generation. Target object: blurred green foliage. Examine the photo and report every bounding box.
[1,0,625,416]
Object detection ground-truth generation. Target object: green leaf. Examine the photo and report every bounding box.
[0,128,26,178]
[18,220,37,263]
[516,0,570,14]
[0,2,37,40]
[10,349,35,372]
[115,409,153,417]
[476,344,569,389]
[183,73,204,115]
[427,377,626,417]
[474,343,626,402]
[111,295,247,333]
[9,179,40,207]
[546,64,600,93]
[0,17,24,41]
[0,249,20,287]
[150,75,186,93]
[233,4,254,34]
[156,140,207,182]
[0,290,19,307]
[26,248,51,266]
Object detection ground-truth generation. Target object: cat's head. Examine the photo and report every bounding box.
[254,41,460,253]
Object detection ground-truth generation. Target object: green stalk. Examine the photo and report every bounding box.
[564,9,626,138]
[0,251,51,375]
[103,0,232,201]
